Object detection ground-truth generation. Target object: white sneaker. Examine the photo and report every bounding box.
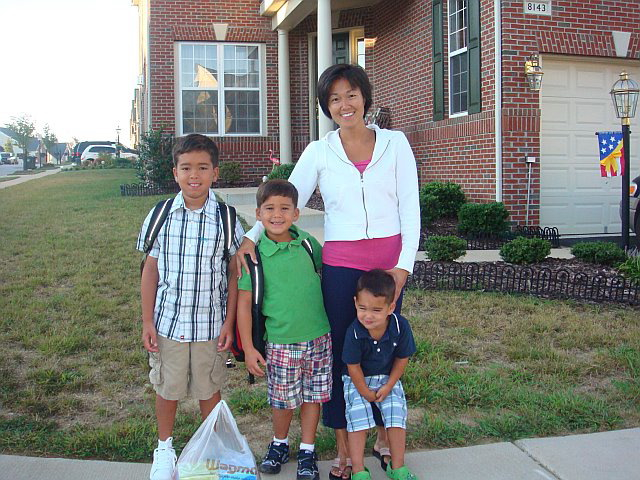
[150,437,177,480]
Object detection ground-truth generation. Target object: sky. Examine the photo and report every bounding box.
[0,0,139,146]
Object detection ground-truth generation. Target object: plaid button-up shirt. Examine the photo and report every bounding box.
[137,190,244,342]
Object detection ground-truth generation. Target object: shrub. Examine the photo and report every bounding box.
[424,235,467,262]
[617,256,640,285]
[420,181,466,224]
[136,129,175,186]
[500,237,551,264]
[267,163,295,180]
[571,242,627,267]
[458,202,510,237]
[219,161,242,184]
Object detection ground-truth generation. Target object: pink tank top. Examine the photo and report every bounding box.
[322,157,402,270]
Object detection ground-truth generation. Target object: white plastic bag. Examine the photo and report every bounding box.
[177,400,258,480]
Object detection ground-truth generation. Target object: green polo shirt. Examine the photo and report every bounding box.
[238,225,330,344]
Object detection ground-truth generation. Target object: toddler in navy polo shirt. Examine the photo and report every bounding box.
[342,269,417,480]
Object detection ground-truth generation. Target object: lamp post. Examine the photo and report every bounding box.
[115,125,121,159]
[610,72,639,250]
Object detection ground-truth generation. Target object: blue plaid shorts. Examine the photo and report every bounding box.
[342,374,407,432]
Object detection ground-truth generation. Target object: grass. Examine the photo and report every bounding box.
[0,170,639,462]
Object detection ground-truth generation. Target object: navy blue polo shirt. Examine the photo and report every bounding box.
[342,313,416,377]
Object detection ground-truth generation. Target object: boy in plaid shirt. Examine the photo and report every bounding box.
[137,134,244,480]
[342,269,417,480]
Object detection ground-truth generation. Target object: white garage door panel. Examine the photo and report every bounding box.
[540,56,640,235]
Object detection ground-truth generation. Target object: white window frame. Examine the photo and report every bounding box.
[448,0,469,118]
[177,42,266,137]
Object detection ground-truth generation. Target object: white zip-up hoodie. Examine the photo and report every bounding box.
[246,124,420,272]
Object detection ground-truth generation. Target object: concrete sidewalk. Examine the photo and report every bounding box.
[1,428,638,480]
[0,167,61,189]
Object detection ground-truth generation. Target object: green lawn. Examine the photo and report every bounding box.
[0,169,638,461]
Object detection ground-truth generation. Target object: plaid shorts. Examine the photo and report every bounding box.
[342,374,407,432]
[266,333,333,409]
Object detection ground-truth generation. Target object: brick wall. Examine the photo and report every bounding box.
[148,0,280,179]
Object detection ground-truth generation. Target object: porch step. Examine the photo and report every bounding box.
[214,187,259,206]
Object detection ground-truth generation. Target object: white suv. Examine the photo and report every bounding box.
[81,145,138,163]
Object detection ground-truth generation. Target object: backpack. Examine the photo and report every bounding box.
[238,237,318,378]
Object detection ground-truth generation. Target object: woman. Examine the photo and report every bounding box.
[236,64,420,479]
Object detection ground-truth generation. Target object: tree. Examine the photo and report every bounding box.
[5,115,35,171]
[3,138,13,154]
[42,124,58,164]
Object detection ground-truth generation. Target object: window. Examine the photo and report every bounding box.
[448,0,468,115]
[178,43,263,136]
[433,0,480,119]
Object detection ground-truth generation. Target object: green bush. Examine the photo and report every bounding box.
[458,202,510,237]
[136,129,175,186]
[267,163,295,180]
[500,237,551,264]
[424,235,467,262]
[617,256,640,285]
[571,242,627,267]
[219,161,242,184]
[420,182,466,224]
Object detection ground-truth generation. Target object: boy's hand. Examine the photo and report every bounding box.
[360,388,378,403]
[142,321,159,352]
[217,321,234,352]
[245,348,266,377]
[375,383,392,402]
[235,237,257,278]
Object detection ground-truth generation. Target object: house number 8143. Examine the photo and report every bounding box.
[524,1,551,15]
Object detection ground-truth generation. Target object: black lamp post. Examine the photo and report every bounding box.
[116,126,121,159]
[610,72,639,250]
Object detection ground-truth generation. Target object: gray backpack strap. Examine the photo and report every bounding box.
[140,198,174,275]
[300,238,318,273]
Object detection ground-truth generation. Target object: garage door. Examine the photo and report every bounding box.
[540,56,640,235]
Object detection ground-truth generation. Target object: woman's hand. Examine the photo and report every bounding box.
[386,267,409,303]
[235,237,257,278]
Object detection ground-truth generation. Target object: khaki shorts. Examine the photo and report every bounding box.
[148,335,227,401]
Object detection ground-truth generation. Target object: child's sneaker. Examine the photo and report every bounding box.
[150,437,177,480]
[351,468,372,480]
[296,449,319,480]
[386,462,417,480]
[258,441,290,474]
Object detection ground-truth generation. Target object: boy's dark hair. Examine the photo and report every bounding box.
[317,64,373,119]
[172,134,219,167]
[356,269,396,304]
[256,179,299,207]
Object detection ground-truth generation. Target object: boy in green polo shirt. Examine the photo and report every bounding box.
[237,179,332,480]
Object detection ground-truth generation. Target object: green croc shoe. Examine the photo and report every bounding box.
[351,467,372,480]
[386,462,417,480]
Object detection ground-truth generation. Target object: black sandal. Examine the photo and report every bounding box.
[372,446,391,471]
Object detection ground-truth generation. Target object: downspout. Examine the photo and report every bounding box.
[146,0,151,133]
[494,0,502,202]
[317,0,334,137]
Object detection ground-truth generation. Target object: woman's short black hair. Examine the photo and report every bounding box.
[317,64,373,119]
[172,134,219,167]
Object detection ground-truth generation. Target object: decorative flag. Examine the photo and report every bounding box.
[597,131,624,177]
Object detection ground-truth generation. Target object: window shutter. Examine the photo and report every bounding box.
[432,0,444,121]
[467,0,481,114]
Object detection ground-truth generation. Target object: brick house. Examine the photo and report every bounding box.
[131,0,639,236]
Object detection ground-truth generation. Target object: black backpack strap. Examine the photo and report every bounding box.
[143,198,174,254]
[247,246,266,357]
[217,202,237,262]
[300,237,318,273]
[141,198,173,275]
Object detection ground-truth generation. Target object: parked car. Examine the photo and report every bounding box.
[72,141,114,163]
[620,175,640,246]
[81,145,138,163]
[8,155,19,164]
[0,152,12,164]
